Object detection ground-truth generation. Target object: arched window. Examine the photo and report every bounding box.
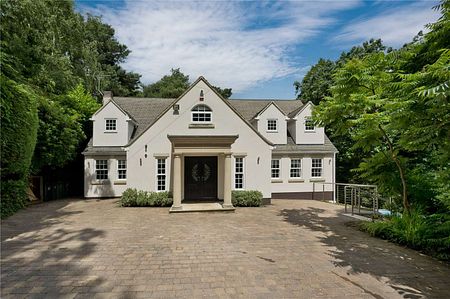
[191,104,212,122]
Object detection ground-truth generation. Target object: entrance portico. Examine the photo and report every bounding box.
[168,135,238,212]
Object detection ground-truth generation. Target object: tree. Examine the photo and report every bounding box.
[294,59,335,104]
[295,39,387,105]
[143,69,233,99]
[143,68,190,98]
[0,0,141,217]
[82,15,141,96]
[315,52,411,213]
[212,86,232,99]
[314,0,450,213]
[337,38,386,64]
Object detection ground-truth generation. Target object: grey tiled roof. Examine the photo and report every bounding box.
[226,99,304,121]
[82,138,126,156]
[273,135,338,154]
[84,96,336,155]
[113,97,176,140]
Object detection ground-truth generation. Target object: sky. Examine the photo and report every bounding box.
[76,0,440,99]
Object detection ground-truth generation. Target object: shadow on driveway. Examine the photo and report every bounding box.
[279,207,450,299]
[1,199,106,296]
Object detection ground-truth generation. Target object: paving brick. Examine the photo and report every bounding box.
[2,198,450,298]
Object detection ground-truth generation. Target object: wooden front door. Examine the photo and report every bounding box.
[184,156,218,200]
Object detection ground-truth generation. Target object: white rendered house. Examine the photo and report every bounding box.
[83,77,337,208]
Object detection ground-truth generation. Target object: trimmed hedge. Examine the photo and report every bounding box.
[1,56,39,219]
[120,188,172,207]
[232,190,263,207]
[1,180,28,218]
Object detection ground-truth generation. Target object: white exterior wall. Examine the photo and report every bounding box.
[84,155,128,197]
[92,102,132,146]
[126,80,273,199]
[295,103,325,145]
[271,154,334,194]
[256,104,287,144]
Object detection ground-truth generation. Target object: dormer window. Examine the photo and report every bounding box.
[267,119,277,132]
[305,117,315,132]
[105,119,117,132]
[192,104,212,122]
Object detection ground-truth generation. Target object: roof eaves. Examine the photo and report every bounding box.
[254,101,289,120]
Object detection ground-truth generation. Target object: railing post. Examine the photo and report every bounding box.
[358,188,361,214]
[351,188,354,216]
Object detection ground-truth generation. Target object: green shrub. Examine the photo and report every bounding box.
[0,179,28,218]
[231,190,263,207]
[1,56,38,219]
[120,188,172,207]
[361,211,450,261]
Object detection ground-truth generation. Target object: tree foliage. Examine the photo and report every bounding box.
[143,68,190,98]
[314,1,450,213]
[295,39,387,105]
[294,59,335,105]
[0,0,135,217]
[143,68,233,99]
[212,85,233,99]
[0,52,39,218]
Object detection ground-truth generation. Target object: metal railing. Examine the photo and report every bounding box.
[313,182,379,217]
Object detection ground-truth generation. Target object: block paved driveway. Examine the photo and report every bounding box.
[1,199,449,299]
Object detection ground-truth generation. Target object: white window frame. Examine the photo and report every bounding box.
[311,158,323,178]
[105,118,117,132]
[271,159,281,179]
[117,160,127,180]
[191,104,212,123]
[156,158,167,191]
[234,157,244,190]
[290,158,302,178]
[95,159,108,180]
[304,116,315,132]
[267,119,278,132]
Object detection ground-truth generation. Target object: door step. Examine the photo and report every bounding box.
[169,202,235,213]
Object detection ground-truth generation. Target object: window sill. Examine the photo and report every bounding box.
[91,180,109,185]
[310,178,325,182]
[104,131,117,134]
[267,130,278,133]
[271,179,283,183]
[288,179,304,183]
[114,180,127,185]
[189,123,215,129]
[304,130,316,133]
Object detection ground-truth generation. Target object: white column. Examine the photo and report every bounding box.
[223,153,233,208]
[172,154,182,209]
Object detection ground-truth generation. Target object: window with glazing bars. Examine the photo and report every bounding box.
[271,159,280,178]
[95,160,108,180]
[305,117,315,131]
[235,157,244,189]
[191,104,212,122]
[267,119,277,131]
[157,158,166,191]
[290,159,301,178]
[118,160,126,179]
[311,158,322,177]
[105,119,117,131]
